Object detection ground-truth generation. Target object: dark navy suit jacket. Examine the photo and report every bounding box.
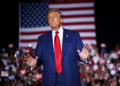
[35,29,86,86]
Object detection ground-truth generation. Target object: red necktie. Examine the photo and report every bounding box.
[54,31,62,74]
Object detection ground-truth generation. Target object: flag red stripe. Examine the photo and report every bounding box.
[20,47,33,50]
[20,39,38,42]
[50,7,94,11]
[63,14,94,18]
[81,37,96,39]
[20,31,50,35]
[20,29,95,35]
[74,29,95,32]
[63,22,95,25]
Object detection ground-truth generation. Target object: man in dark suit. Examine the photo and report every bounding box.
[24,9,90,86]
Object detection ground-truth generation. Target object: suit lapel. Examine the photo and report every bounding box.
[47,31,55,60]
[62,29,69,63]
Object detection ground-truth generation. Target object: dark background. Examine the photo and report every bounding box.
[0,0,119,52]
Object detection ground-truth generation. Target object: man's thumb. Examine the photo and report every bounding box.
[35,56,38,60]
[77,49,81,53]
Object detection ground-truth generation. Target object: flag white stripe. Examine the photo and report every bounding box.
[50,2,94,8]
[20,26,51,32]
[61,10,94,15]
[20,42,37,47]
[64,25,95,30]
[63,17,95,23]
[82,40,96,44]
[20,34,42,40]
[79,32,96,37]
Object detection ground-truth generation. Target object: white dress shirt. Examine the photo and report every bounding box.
[52,26,63,50]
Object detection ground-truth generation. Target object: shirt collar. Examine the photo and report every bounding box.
[52,26,63,34]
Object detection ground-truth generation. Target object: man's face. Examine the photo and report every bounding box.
[47,11,62,30]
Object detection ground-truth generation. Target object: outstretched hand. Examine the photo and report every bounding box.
[77,44,90,61]
[24,54,38,67]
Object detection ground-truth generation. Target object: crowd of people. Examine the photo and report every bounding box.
[0,43,120,86]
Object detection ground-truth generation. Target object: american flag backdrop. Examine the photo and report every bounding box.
[19,0,96,49]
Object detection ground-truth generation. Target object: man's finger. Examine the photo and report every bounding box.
[88,49,91,52]
[83,44,86,50]
[77,49,81,54]
[24,54,32,62]
[27,53,31,57]
[85,44,88,49]
[86,45,89,51]
[23,61,28,64]
[24,61,30,65]
[35,56,38,60]
[24,54,29,60]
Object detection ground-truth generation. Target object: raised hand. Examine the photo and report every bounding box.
[24,54,38,67]
[77,44,90,61]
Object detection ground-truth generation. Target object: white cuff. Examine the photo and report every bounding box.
[30,65,37,70]
[80,58,89,64]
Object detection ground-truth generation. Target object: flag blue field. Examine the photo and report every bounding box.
[19,0,96,49]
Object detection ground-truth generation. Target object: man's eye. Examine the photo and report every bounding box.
[53,16,57,18]
[48,16,57,20]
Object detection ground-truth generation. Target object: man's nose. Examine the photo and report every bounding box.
[50,18,54,22]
